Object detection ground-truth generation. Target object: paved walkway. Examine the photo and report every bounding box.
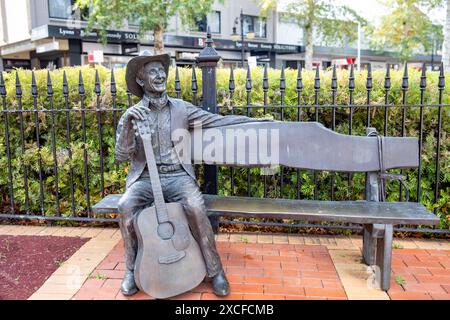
[1,225,449,300]
[74,241,345,300]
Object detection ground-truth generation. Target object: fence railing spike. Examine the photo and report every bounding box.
[47,70,53,96]
[15,71,22,97]
[314,67,320,90]
[402,63,409,90]
[229,67,235,92]
[384,64,391,90]
[110,68,117,95]
[175,66,181,97]
[94,69,101,95]
[31,70,37,97]
[331,65,337,91]
[349,64,355,91]
[280,64,286,91]
[63,70,68,96]
[296,65,302,92]
[78,70,85,95]
[0,71,6,96]
[246,65,252,91]
[263,65,268,91]
[438,62,445,89]
[366,63,372,90]
[420,64,427,89]
[191,65,197,92]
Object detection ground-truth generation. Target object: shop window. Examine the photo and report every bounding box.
[322,61,332,69]
[82,54,133,69]
[48,0,71,18]
[242,15,266,38]
[48,0,89,20]
[195,11,221,34]
[285,60,303,70]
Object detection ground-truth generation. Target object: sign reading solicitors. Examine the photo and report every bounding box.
[33,25,301,53]
[234,41,299,52]
[45,25,146,43]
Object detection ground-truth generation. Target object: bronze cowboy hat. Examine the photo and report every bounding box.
[125,50,171,98]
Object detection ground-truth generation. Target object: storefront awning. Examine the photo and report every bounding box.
[0,39,35,56]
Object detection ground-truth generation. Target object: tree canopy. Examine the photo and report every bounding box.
[369,0,443,62]
[259,0,366,69]
[75,0,219,53]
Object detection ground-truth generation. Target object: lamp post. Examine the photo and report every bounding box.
[431,36,435,70]
[357,21,361,71]
[240,11,245,67]
[231,9,255,67]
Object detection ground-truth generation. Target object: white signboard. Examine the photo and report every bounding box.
[88,50,104,63]
[31,25,50,41]
[36,41,60,54]
[248,56,257,69]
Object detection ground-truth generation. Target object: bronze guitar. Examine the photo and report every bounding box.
[132,118,206,299]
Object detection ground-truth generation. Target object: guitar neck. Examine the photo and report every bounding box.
[141,136,169,224]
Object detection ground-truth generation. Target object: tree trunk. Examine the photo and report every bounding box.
[304,27,314,70]
[153,24,165,54]
[443,0,450,71]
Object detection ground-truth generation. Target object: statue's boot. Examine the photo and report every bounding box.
[212,269,230,296]
[121,269,139,296]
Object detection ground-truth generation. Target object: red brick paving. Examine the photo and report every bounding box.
[72,241,450,300]
[388,248,450,300]
[72,240,346,300]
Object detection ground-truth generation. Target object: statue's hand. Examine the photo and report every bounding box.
[124,105,150,128]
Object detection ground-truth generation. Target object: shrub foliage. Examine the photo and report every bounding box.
[0,65,448,229]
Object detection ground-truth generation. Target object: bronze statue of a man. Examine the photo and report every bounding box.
[116,51,270,297]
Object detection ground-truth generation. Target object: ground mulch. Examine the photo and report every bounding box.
[0,235,89,300]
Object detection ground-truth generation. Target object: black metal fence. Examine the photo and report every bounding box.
[215,64,448,234]
[0,40,448,234]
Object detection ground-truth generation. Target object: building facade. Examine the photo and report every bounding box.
[0,0,301,70]
[0,0,441,71]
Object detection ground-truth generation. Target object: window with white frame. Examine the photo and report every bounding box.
[242,15,266,38]
[195,11,221,34]
[48,0,72,18]
[48,0,89,20]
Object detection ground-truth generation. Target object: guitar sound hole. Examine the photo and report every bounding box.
[158,222,174,240]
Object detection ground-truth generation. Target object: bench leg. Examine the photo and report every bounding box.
[363,224,376,265]
[363,224,385,265]
[375,224,393,291]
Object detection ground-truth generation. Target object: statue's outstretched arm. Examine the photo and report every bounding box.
[186,102,273,129]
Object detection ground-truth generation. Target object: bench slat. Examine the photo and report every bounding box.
[92,194,123,214]
[203,195,439,226]
[193,122,419,171]
[92,194,439,226]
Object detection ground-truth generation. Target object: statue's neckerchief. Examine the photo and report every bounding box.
[143,93,168,110]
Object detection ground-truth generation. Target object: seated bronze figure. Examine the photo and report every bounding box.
[116,50,270,297]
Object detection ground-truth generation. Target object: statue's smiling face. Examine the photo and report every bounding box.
[137,61,167,94]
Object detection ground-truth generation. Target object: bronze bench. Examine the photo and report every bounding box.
[92,122,439,291]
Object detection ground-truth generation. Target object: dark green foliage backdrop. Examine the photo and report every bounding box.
[0,65,448,229]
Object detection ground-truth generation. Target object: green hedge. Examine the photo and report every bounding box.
[0,65,448,229]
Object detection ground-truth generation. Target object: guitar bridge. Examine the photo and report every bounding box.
[158,251,186,264]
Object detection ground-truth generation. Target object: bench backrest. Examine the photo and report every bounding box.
[185,122,418,172]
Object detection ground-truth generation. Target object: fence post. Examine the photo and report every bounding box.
[196,28,220,232]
